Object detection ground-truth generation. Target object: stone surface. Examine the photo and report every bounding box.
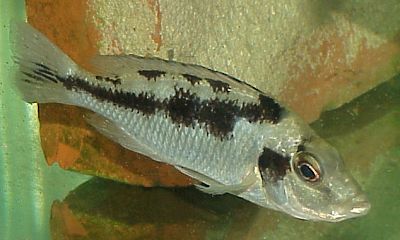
[90,0,400,122]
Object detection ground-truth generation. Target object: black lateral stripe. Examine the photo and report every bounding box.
[31,56,284,138]
[137,70,166,81]
[59,74,283,138]
[258,147,291,181]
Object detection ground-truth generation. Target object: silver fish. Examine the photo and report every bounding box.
[11,22,370,222]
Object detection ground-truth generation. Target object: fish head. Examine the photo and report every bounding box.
[259,137,370,222]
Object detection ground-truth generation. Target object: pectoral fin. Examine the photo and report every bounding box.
[175,166,257,195]
[84,113,162,162]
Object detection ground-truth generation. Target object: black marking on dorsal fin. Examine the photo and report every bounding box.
[138,70,166,81]
[258,147,291,182]
[95,75,122,87]
[182,73,201,85]
[194,64,266,94]
[205,78,231,93]
[182,74,231,93]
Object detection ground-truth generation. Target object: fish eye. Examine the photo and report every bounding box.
[293,152,321,182]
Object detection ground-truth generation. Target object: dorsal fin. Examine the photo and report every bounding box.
[90,54,267,96]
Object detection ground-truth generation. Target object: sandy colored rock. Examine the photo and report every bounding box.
[90,0,400,122]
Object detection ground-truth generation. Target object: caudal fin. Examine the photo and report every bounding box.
[10,22,79,104]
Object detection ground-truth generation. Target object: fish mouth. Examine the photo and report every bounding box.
[284,193,371,222]
[320,193,371,222]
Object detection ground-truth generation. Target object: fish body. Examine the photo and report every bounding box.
[11,23,370,222]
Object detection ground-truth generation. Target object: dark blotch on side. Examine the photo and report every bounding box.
[165,88,238,137]
[258,147,291,182]
[258,95,282,123]
[241,95,283,124]
[138,70,166,81]
[198,99,239,137]
[165,88,199,127]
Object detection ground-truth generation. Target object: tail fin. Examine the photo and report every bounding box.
[10,22,79,104]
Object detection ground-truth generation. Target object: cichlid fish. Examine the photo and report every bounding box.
[11,22,370,222]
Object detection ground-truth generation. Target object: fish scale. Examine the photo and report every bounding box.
[123,107,258,185]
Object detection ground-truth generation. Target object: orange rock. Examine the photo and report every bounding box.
[147,0,163,51]
[51,201,88,238]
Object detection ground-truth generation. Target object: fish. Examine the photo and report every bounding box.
[10,22,370,222]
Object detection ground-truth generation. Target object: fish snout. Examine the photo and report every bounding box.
[330,193,370,221]
[348,194,371,215]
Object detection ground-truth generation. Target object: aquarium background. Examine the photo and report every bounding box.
[0,2,90,240]
[0,0,399,239]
